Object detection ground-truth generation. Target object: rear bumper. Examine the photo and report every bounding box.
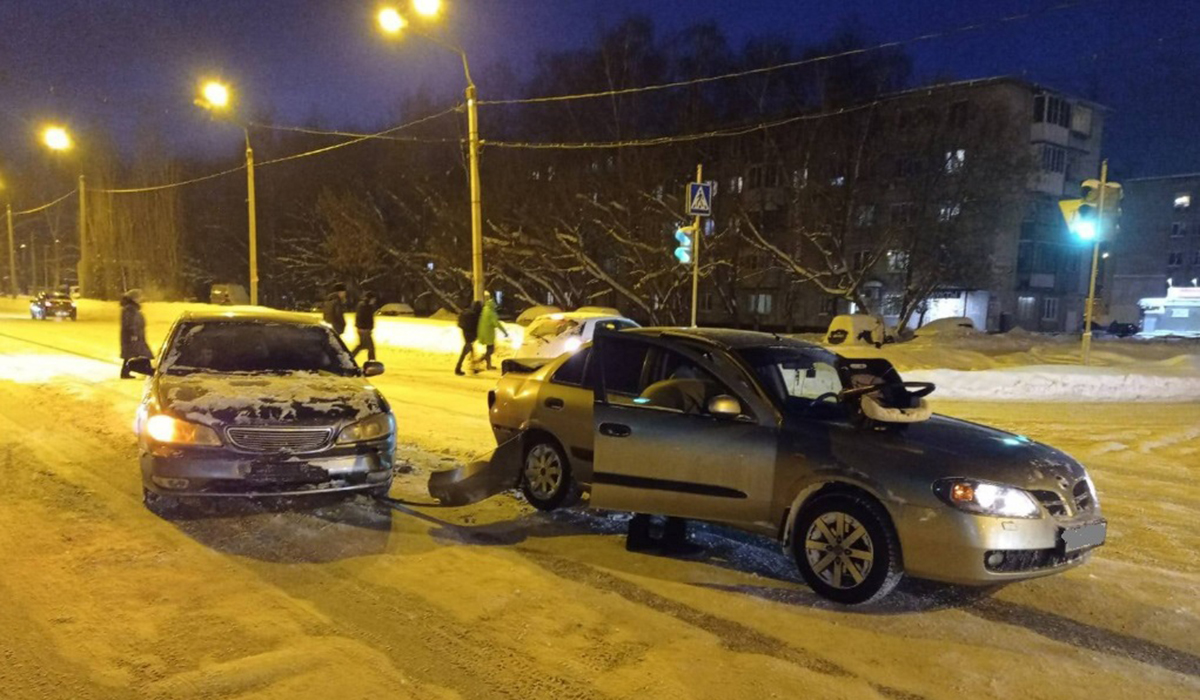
[141,442,394,498]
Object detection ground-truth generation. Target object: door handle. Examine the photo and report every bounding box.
[544,397,565,410]
[599,422,631,438]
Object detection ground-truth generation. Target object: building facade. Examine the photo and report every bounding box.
[1109,174,1200,325]
[699,77,1106,333]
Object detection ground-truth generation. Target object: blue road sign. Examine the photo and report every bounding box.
[687,182,713,217]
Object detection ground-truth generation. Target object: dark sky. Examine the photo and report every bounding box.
[2,0,1198,185]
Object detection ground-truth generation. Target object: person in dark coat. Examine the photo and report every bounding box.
[454,301,483,376]
[352,291,379,361]
[119,289,153,379]
[323,283,348,335]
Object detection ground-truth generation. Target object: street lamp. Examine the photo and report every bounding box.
[197,79,259,306]
[378,1,485,303]
[38,123,87,297]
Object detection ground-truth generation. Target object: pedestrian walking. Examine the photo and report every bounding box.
[476,297,509,370]
[454,301,483,376]
[323,283,348,335]
[352,291,379,361]
[119,289,153,379]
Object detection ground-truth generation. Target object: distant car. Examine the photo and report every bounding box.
[128,309,395,511]
[209,283,249,306]
[377,302,415,317]
[454,328,1106,604]
[515,312,639,359]
[914,316,978,338]
[515,305,563,327]
[30,292,76,321]
[1106,321,1138,338]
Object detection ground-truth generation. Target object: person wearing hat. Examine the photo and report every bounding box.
[119,289,153,378]
[323,283,348,336]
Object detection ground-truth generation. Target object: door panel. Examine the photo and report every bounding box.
[592,400,776,525]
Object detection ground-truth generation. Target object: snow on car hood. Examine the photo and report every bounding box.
[157,372,384,427]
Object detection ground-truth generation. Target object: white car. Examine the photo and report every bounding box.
[516,313,639,359]
[377,303,415,317]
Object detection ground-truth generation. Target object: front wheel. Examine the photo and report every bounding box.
[792,492,903,604]
[521,438,581,511]
[142,487,180,517]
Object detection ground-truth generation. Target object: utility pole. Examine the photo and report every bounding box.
[78,174,87,297]
[245,132,259,306]
[690,164,703,328]
[1081,159,1108,366]
[5,204,16,297]
[467,83,484,303]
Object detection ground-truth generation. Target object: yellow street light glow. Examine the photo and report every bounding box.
[42,126,73,151]
[412,0,441,17]
[201,81,230,109]
[378,7,407,33]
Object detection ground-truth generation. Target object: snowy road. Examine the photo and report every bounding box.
[1,311,1198,700]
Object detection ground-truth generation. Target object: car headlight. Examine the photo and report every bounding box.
[337,412,395,443]
[145,414,222,446]
[933,479,1042,519]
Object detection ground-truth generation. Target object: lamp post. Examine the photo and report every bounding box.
[197,80,259,306]
[40,125,83,296]
[378,1,485,302]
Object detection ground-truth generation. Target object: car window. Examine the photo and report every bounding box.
[596,336,650,397]
[631,347,735,415]
[735,346,845,411]
[592,318,637,334]
[163,322,358,375]
[550,346,592,387]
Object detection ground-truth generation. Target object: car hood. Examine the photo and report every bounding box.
[793,413,1089,492]
[157,372,385,427]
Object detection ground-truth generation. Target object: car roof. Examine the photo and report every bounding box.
[624,326,824,352]
[531,312,627,322]
[176,308,326,326]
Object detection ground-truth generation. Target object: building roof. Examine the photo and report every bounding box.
[882,75,1108,112]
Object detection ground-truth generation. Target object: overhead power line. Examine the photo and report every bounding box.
[94,165,246,195]
[252,105,463,166]
[12,189,77,216]
[479,0,1116,106]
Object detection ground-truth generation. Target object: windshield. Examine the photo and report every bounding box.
[734,346,845,415]
[529,318,581,339]
[163,321,358,375]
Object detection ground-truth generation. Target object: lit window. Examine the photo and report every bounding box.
[939,203,961,222]
[944,149,966,173]
[886,250,909,272]
[1175,194,1191,211]
[1041,297,1059,321]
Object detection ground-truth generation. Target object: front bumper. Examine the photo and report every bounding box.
[896,503,1104,585]
[140,442,394,498]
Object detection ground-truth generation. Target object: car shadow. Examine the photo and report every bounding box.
[162,493,394,564]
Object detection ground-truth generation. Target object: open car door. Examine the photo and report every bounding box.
[590,331,779,526]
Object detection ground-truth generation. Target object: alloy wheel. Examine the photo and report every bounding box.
[804,511,875,589]
[524,443,563,499]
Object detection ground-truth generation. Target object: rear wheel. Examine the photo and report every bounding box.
[521,437,581,511]
[792,492,903,605]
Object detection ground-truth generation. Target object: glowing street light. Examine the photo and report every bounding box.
[413,0,441,17]
[377,2,485,302]
[200,80,231,109]
[378,7,407,34]
[42,126,73,151]
[195,79,259,306]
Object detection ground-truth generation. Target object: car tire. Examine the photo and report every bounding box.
[792,492,903,605]
[520,437,581,511]
[142,487,179,516]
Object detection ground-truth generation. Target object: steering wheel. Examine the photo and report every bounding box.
[840,381,937,400]
[807,392,842,411]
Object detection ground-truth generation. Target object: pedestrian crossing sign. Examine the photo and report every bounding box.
[687,182,713,217]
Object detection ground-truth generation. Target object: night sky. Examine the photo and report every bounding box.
[2,0,1198,188]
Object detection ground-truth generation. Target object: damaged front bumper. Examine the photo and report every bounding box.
[427,430,525,506]
[141,441,394,498]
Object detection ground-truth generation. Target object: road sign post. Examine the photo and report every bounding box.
[685,169,711,327]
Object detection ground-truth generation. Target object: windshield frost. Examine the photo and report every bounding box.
[162,322,358,375]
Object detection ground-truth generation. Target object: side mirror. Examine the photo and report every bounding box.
[707,394,742,418]
[127,357,154,376]
[363,360,385,377]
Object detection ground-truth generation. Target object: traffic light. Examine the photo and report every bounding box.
[674,225,696,265]
[1059,178,1122,241]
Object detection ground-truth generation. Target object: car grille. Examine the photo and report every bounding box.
[1032,478,1096,517]
[226,427,333,453]
[1073,479,1095,512]
[1031,490,1068,517]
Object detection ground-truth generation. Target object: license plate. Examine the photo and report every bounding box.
[1060,520,1106,553]
[246,463,329,484]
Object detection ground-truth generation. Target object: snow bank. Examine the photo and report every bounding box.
[910,365,1200,403]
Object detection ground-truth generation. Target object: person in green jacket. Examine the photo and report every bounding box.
[476,297,508,371]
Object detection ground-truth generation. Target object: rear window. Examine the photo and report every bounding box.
[529,318,580,339]
[551,347,592,387]
[593,319,637,333]
[164,322,357,375]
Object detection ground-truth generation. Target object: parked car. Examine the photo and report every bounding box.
[128,310,395,511]
[515,305,563,327]
[515,312,639,359]
[30,292,77,320]
[445,328,1105,604]
[377,302,415,317]
[824,314,888,347]
[913,316,978,338]
[209,283,249,306]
